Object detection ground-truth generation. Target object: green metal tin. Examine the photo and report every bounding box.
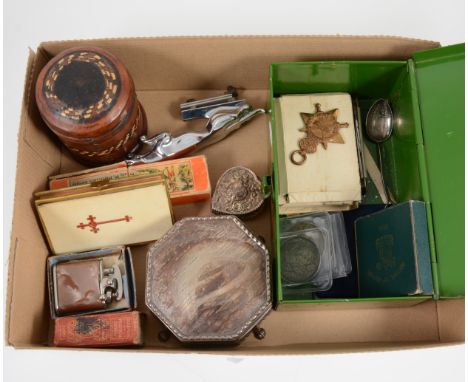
[269,44,464,306]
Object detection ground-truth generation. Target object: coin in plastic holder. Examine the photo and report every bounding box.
[281,236,321,284]
[281,212,352,279]
[279,227,333,292]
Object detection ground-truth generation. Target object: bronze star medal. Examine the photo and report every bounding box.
[290,103,349,165]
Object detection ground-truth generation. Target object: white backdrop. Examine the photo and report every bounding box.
[3,0,465,381]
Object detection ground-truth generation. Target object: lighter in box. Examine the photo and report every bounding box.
[54,258,123,315]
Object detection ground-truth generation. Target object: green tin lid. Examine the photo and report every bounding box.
[412,44,464,297]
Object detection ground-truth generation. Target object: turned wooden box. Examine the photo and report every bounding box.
[145,216,272,344]
[35,46,147,165]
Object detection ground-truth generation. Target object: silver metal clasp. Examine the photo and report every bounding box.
[126,87,265,165]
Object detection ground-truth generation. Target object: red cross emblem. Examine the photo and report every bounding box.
[76,214,133,234]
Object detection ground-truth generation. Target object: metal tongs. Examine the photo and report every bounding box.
[126,88,265,165]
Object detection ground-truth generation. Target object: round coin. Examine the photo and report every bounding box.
[280,236,321,285]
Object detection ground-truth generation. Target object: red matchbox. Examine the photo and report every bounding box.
[53,311,143,347]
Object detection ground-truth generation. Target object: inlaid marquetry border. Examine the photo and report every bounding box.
[43,50,121,121]
[69,104,141,158]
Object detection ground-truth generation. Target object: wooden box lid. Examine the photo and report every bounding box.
[145,216,272,344]
[35,46,136,140]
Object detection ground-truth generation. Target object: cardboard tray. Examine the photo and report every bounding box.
[5,36,464,354]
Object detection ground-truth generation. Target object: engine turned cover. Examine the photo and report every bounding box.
[145,216,272,344]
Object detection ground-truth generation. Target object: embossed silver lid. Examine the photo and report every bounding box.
[212,166,265,217]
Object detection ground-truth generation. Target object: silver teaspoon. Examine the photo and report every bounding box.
[365,99,394,204]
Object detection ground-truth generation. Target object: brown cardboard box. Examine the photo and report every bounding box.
[5,36,464,354]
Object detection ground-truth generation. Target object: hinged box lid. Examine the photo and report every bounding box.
[35,176,174,254]
[412,44,464,298]
[145,216,272,344]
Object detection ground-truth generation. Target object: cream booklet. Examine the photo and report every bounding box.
[35,177,173,254]
[275,93,361,214]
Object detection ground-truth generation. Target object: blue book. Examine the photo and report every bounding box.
[355,201,434,297]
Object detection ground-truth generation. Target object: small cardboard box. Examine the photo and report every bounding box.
[6,36,464,354]
[53,311,143,347]
[47,246,137,318]
[48,155,212,205]
[35,177,173,254]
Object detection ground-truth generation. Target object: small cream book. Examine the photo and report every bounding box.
[35,175,174,254]
[275,93,361,215]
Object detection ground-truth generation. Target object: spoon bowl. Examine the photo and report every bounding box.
[365,99,393,143]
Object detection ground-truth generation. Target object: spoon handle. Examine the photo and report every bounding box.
[377,143,393,205]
